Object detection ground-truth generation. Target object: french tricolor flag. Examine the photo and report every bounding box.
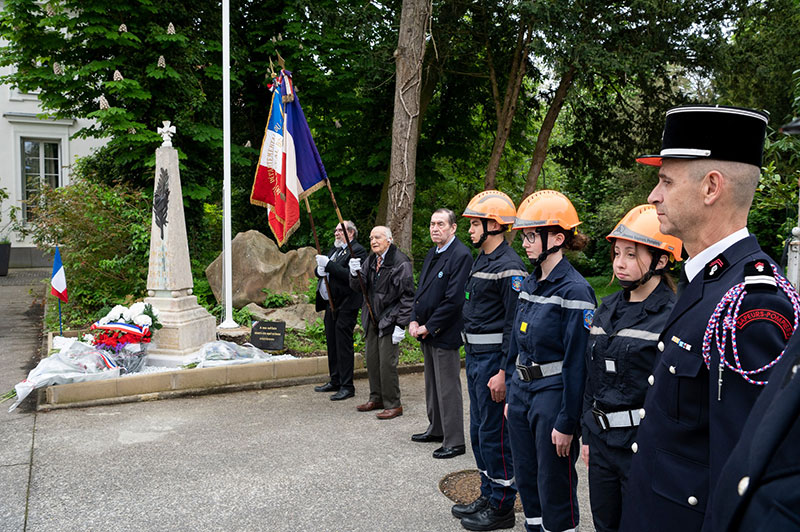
[250,69,327,246]
[50,246,68,303]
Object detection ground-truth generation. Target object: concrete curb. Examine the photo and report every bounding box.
[35,329,432,410]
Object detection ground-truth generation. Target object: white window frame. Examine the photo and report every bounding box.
[4,113,73,226]
[20,137,62,221]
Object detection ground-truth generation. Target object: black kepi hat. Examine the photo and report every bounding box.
[636,105,769,167]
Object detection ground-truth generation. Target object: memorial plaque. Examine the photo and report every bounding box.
[250,321,286,351]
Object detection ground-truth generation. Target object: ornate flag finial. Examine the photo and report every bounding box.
[157,121,176,147]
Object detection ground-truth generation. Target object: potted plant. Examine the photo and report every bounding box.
[0,187,20,276]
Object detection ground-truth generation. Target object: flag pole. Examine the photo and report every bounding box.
[58,300,63,335]
[324,179,377,326]
[219,0,237,329]
[304,197,335,312]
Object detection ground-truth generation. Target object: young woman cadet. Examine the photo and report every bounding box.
[506,190,596,532]
[580,204,682,532]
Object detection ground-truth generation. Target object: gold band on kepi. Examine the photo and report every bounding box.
[636,105,769,167]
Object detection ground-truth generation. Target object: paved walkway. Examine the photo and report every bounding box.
[0,270,593,532]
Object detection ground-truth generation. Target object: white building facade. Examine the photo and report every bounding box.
[0,69,106,267]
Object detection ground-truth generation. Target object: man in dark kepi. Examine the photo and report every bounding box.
[313,221,367,401]
[619,105,798,532]
[706,117,800,532]
[408,208,472,459]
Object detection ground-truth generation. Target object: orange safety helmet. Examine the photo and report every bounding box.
[462,190,517,226]
[606,204,683,262]
[513,190,581,231]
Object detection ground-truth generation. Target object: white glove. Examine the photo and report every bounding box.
[349,258,362,276]
[392,325,405,345]
[315,254,330,268]
[316,265,327,277]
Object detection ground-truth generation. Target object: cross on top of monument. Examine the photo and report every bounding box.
[158,121,176,147]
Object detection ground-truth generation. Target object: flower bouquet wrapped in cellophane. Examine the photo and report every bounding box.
[89,302,162,373]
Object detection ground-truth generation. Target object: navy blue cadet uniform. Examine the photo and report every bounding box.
[507,256,596,532]
[620,236,795,532]
[709,329,800,532]
[462,239,527,513]
[581,281,675,532]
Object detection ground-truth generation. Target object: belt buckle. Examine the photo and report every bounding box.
[515,365,532,382]
[592,408,609,431]
[529,364,544,379]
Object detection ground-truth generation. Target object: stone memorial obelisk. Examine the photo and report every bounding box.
[145,121,216,365]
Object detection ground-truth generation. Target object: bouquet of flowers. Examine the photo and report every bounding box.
[88,302,162,373]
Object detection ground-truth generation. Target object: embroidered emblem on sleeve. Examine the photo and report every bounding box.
[511,276,523,292]
[583,309,595,330]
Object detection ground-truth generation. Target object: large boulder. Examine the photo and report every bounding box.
[244,302,323,330]
[205,230,316,308]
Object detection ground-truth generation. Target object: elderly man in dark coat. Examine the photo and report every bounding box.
[409,208,472,459]
[349,225,415,420]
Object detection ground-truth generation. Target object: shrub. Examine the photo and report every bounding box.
[24,178,150,327]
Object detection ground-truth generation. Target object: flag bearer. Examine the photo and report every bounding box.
[454,190,527,531]
[506,190,596,532]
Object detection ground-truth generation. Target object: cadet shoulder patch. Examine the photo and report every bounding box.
[583,309,594,330]
[511,276,523,292]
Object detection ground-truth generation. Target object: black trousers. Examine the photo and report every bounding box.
[587,432,634,532]
[324,307,358,392]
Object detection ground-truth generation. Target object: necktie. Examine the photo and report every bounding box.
[376,255,383,273]
[677,267,688,297]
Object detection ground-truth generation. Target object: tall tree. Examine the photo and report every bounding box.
[386,0,430,253]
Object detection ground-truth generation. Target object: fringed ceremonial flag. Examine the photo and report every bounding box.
[250,69,327,246]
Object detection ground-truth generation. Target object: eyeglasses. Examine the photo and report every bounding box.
[521,231,539,243]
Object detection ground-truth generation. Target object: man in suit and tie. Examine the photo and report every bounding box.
[314,221,368,401]
[409,208,473,459]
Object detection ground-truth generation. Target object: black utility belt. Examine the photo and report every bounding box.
[515,360,563,381]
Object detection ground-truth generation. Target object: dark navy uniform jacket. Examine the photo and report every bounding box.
[462,240,527,371]
[410,237,473,350]
[508,257,597,435]
[620,236,795,532]
[582,281,676,449]
[709,331,800,532]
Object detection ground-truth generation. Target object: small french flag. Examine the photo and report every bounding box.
[50,246,68,303]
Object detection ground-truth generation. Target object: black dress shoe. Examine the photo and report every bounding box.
[411,432,444,443]
[452,496,489,519]
[314,382,339,392]
[460,505,515,531]
[432,444,466,459]
[330,389,354,401]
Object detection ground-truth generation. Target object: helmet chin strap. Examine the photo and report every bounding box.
[529,231,565,271]
[472,218,506,249]
[620,250,668,295]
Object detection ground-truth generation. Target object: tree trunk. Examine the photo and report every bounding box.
[522,65,576,198]
[385,0,430,254]
[484,21,532,190]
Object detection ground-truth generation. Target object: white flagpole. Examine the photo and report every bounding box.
[219,0,237,329]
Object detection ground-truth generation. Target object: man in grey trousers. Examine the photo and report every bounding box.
[409,209,473,458]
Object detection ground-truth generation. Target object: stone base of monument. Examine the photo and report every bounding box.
[144,295,217,366]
